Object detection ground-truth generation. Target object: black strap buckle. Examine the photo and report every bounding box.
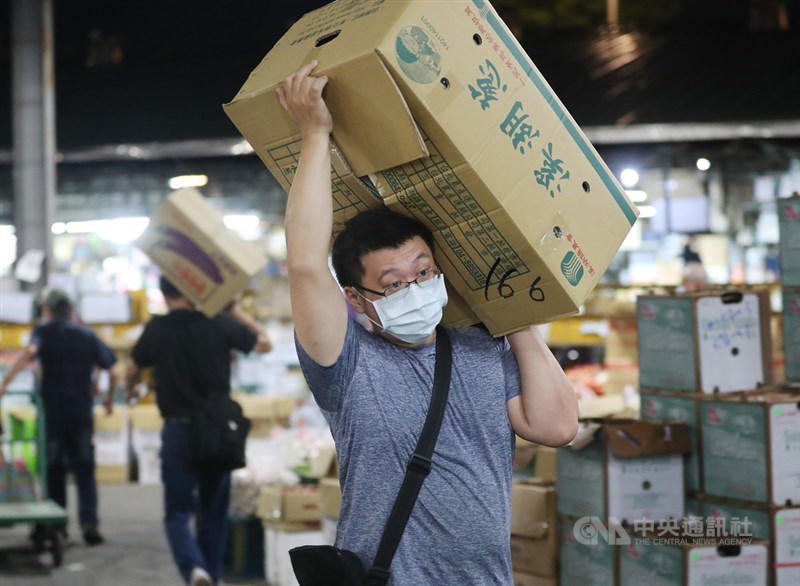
[407,453,432,476]
[365,566,391,585]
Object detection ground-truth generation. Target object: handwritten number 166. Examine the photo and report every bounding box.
[483,258,545,302]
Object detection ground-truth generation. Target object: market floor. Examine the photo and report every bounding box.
[0,482,265,586]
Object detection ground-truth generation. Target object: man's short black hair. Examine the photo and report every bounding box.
[159,276,184,300]
[331,207,435,288]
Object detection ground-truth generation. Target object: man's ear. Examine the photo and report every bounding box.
[343,287,366,313]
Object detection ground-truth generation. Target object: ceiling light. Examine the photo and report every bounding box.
[168,174,208,189]
[696,158,711,171]
[626,190,647,203]
[620,168,639,188]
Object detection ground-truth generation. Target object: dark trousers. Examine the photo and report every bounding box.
[45,418,99,527]
[161,421,231,584]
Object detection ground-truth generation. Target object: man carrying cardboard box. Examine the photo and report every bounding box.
[125,277,272,586]
[279,60,578,585]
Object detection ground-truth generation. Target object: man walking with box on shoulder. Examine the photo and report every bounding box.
[125,277,272,586]
[277,60,578,585]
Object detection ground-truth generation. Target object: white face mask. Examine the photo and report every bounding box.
[361,274,448,344]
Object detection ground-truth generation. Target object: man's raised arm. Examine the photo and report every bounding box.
[277,60,349,366]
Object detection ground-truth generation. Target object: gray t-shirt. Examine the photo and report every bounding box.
[296,319,522,585]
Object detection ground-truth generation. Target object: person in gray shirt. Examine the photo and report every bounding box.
[278,60,578,585]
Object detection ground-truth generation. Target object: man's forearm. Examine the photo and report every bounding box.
[508,326,579,445]
[0,346,36,393]
[124,363,141,392]
[285,133,333,272]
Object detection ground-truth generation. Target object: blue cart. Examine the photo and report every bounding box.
[0,390,68,567]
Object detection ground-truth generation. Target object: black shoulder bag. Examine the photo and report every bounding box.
[289,326,453,586]
[179,319,252,472]
[189,391,251,472]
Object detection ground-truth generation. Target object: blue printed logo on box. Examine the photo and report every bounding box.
[561,251,584,286]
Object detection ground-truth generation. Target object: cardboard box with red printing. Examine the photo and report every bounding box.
[136,188,267,317]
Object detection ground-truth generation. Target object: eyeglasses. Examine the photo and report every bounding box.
[357,267,442,300]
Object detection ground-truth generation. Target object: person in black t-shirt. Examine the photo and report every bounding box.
[125,277,271,586]
[0,288,117,546]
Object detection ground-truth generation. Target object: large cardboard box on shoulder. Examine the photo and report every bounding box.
[637,289,773,393]
[136,188,267,317]
[223,0,638,335]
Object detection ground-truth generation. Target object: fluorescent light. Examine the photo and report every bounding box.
[0,225,15,235]
[51,217,149,242]
[620,168,639,188]
[65,219,109,234]
[230,140,254,155]
[223,214,260,231]
[101,217,150,243]
[627,190,648,203]
[168,174,208,189]
[636,205,657,218]
[696,158,711,171]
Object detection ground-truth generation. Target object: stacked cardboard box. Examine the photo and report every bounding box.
[637,289,774,498]
[619,537,771,585]
[256,485,324,586]
[702,497,800,586]
[232,393,295,438]
[778,195,800,382]
[509,479,557,586]
[556,419,691,585]
[637,290,773,395]
[318,477,341,546]
[699,390,800,586]
[93,405,129,484]
[783,287,800,382]
[636,290,800,584]
[129,403,163,485]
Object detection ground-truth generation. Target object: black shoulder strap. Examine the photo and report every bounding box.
[364,326,452,585]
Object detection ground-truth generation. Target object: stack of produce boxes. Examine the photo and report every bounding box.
[699,390,800,586]
[556,418,692,585]
[509,478,558,586]
[779,195,800,383]
[635,289,798,585]
[256,485,324,586]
